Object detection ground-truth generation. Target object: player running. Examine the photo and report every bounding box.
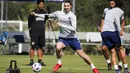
[100,0,129,73]
[100,0,125,71]
[31,0,99,73]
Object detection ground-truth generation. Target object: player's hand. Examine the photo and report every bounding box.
[98,27,102,32]
[30,12,38,16]
[119,30,124,36]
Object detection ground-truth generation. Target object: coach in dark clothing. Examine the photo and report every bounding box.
[28,0,47,66]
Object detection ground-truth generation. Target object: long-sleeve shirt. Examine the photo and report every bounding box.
[36,11,77,38]
[102,7,124,32]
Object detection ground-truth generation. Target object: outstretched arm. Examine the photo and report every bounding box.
[30,11,58,18]
[30,12,47,18]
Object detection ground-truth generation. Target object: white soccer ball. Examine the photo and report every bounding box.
[32,63,42,72]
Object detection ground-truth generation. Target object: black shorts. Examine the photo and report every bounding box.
[30,30,45,49]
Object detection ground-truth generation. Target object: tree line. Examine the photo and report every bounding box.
[0,0,130,32]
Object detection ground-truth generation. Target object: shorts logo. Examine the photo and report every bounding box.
[31,41,35,45]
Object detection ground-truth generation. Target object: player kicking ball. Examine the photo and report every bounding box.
[31,0,99,73]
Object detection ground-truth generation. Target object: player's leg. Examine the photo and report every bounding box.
[112,32,128,73]
[70,38,99,73]
[101,32,120,73]
[76,50,99,73]
[101,45,112,70]
[116,36,124,70]
[29,30,37,65]
[110,48,120,72]
[29,45,35,65]
[53,38,68,72]
[118,46,129,73]
[29,33,36,65]
[115,47,122,70]
[37,48,46,66]
[37,36,46,66]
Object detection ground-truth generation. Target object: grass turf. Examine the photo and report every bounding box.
[0,55,130,73]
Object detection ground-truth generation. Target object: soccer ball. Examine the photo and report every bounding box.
[32,63,42,72]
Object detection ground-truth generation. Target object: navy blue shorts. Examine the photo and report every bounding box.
[101,31,121,50]
[58,37,82,51]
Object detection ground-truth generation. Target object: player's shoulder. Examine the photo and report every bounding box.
[30,8,37,12]
[29,9,37,14]
[115,7,124,13]
[53,10,61,14]
[104,8,110,12]
[69,11,76,17]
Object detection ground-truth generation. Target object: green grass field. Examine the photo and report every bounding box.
[0,55,129,73]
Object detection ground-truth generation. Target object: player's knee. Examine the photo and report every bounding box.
[77,50,86,58]
[110,49,116,54]
[101,46,107,51]
[31,45,36,49]
[119,46,124,50]
[56,43,63,51]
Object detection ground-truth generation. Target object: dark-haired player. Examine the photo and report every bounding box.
[28,0,47,66]
[100,0,128,73]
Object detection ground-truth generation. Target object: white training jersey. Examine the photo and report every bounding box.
[49,11,77,38]
[102,7,124,32]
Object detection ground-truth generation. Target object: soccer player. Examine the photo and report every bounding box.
[28,0,47,66]
[31,0,99,73]
[100,0,125,70]
[100,0,129,73]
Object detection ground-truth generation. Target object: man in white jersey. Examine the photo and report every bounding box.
[31,0,99,73]
[100,0,125,71]
[100,0,128,73]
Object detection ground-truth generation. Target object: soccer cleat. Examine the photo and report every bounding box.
[38,61,46,66]
[108,63,112,70]
[124,68,129,73]
[29,61,34,66]
[118,65,122,71]
[53,63,62,72]
[92,68,99,73]
[115,69,121,73]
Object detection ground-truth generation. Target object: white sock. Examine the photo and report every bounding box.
[57,59,62,64]
[118,62,122,66]
[124,64,128,68]
[90,63,96,69]
[114,65,118,70]
[107,59,111,64]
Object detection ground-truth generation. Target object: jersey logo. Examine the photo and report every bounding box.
[36,17,45,21]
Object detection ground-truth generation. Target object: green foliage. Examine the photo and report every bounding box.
[2,0,130,31]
